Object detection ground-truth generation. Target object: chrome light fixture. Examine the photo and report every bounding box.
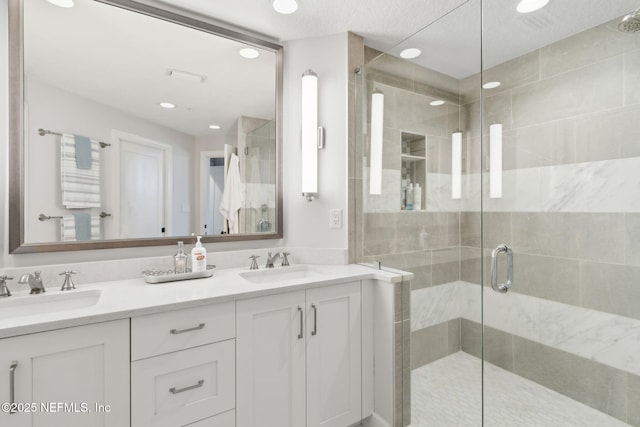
[369,90,384,195]
[489,124,503,198]
[451,132,462,199]
[301,69,324,201]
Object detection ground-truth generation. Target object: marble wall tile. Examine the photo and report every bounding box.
[624,49,640,106]
[503,119,576,170]
[540,19,640,78]
[626,213,640,266]
[539,162,590,212]
[512,56,623,128]
[411,322,449,369]
[483,50,540,96]
[447,318,461,355]
[461,318,481,358]
[411,282,462,331]
[396,89,452,138]
[460,319,514,372]
[586,158,640,213]
[513,336,628,422]
[446,212,460,247]
[363,212,395,255]
[575,106,640,163]
[511,213,625,263]
[581,261,640,320]
[628,374,640,426]
[431,247,460,286]
[513,253,580,306]
[462,90,513,133]
[382,127,402,170]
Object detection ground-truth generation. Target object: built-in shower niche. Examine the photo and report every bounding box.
[401,132,426,211]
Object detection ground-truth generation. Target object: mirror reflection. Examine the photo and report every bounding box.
[21,0,279,244]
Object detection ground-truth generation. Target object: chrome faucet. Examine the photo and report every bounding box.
[59,271,77,291]
[0,275,13,297]
[18,271,45,294]
[265,252,282,269]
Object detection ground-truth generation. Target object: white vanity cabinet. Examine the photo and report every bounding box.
[0,319,130,427]
[236,281,362,427]
[130,302,236,427]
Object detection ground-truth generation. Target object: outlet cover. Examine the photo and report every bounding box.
[329,209,342,229]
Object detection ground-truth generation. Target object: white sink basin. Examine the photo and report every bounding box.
[0,289,102,320]
[239,266,322,284]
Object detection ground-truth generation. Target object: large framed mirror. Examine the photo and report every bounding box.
[9,0,283,253]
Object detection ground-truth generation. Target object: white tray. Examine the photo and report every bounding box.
[142,269,214,284]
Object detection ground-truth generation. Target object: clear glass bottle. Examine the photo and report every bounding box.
[174,241,187,274]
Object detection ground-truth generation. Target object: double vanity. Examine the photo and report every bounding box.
[0,263,409,427]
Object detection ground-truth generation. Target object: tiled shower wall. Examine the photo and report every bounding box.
[356,17,640,427]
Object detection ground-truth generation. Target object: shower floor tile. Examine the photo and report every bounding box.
[410,351,630,427]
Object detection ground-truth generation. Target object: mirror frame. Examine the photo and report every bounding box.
[8,0,284,253]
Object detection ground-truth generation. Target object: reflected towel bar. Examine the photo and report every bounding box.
[39,212,112,221]
[38,128,111,148]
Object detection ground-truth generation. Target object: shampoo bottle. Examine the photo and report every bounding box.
[191,236,207,273]
[414,183,422,210]
[406,183,414,210]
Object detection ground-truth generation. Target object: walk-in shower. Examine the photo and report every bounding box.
[354,1,640,426]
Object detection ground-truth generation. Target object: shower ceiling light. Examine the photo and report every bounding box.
[47,0,74,7]
[516,0,549,13]
[430,100,445,106]
[239,48,260,59]
[209,125,221,130]
[482,81,501,89]
[400,48,421,59]
[273,0,298,14]
[159,102,176,109]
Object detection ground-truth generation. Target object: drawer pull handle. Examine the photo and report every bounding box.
[9,361,17,414]
[297,306,303,339]
[169,379,204,394]
[170,323,205,335]
[311,303,318,336]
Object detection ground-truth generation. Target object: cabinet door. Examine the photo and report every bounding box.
[236,290,306,427]
[306,282,362,427]
[0,319,130,427]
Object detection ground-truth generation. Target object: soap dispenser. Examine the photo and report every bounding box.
[191,236,207,273]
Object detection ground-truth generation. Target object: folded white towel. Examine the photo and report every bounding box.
[61,215,101,241]
[61,133,101,208]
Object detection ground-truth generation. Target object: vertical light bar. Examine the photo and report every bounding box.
[451,131,462,199]
[301,69,318,201]
[489,123,502,198]
[369,90,384,195]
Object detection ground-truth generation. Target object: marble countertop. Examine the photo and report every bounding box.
[0,263,410,339]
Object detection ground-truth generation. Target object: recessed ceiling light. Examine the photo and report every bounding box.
[430,100,445,106]
[400,48,421,59]
[516,0,550,13]
[159,102,176,109]
[47,0,74,7]
[239,48,260,59]
[209,125,221,130]
[482,81,501,89]
[273,0,298,14]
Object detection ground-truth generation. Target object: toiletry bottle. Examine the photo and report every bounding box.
[191,236,207,273]
[414,183,422,210]
[401,179,407,210]
[174,241,187,273]
[406,182,414,210]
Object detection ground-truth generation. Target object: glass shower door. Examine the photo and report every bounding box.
[480,2,640,426]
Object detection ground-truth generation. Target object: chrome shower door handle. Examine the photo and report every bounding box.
[491,244,513,293]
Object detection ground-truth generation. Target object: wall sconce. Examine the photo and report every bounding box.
[451,131,462,199]
[369,89,384,195]
[489,123,502,198]
[301,69,324,201]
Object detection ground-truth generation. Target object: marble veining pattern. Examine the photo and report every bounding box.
[411,282,462,331]
[410,352,630,427]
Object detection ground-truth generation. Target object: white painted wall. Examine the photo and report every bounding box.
[24,79,194,242]
[282,33,349,250]
[0,1,350,270]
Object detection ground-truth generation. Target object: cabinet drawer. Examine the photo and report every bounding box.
[132,340,235,427]
[184,410,235,426]
[131,302,235,360]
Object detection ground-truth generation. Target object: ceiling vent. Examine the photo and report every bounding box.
[166,69,207,83]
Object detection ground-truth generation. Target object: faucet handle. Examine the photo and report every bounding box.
[281,252,290,267]
[0,275,13,297]
[249,255,260,270]
[59,270,77,291]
